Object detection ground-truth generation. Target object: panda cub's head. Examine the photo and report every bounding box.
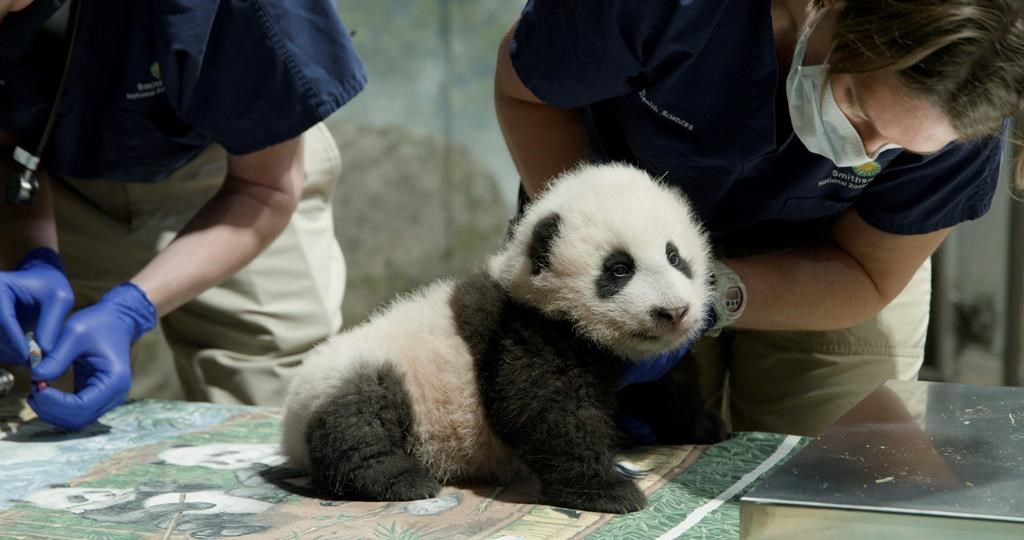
[491,163,712,361]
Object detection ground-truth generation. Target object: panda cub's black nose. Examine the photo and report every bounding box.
[653,305,688,324]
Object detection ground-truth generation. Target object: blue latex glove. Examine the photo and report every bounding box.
[616,340,697,445]
[28,283,157,430]
[0,247,74,365]
[616,309,717,444]
[615,412,658,445]
[616,344,690,390]
[617,308,717,390]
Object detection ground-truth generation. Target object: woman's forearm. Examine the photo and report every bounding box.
[725,246,893,331]
[495,27,591,197]
[726,211,949,331]
[132,137,305,316]
[495,94,591,197]
[0,155,59,269]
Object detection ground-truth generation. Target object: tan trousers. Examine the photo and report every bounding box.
[46,122,345,406]
[695,259,931,437]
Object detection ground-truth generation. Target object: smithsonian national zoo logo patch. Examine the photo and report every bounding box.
[818,161,884,190]
[851,160,883,178]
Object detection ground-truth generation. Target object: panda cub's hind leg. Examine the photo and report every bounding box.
[305,362,440,501]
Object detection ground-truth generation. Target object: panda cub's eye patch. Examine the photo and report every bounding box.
[597,250,635,299]
[666,241,693,278]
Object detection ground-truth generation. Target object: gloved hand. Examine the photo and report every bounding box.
[0,247,74,365]
[616,344,691,390]
[616,308,717,444]
[28,282,157,431]
[617,308,716,390]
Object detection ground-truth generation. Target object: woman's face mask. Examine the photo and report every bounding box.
[786,10,900,168]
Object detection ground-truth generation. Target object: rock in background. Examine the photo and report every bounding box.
[327,0,525,323]
[328,121,508,324]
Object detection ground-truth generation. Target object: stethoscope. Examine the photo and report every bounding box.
[5,0,80,206]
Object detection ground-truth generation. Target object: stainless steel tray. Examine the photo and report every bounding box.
[740,380,1024,539]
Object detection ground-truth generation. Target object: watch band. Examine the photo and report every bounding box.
[707,259,747,335]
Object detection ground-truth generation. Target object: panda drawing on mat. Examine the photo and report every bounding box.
[281,163,727,513]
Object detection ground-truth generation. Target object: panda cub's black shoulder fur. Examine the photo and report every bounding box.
[451,269,632,511]
[448,241,723,513]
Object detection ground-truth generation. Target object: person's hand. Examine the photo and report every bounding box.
[616,344,691,390]
[617,308,716,390]
[28,283,156,430]
[0,247,73,365]
[616,309,716,444]
[615,340,697,445]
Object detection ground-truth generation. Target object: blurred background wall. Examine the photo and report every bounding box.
[327,0,523,324]
[926,120,1024,387]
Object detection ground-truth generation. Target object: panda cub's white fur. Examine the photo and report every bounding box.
[490,163,712,358]
[282,163,721,513]
[281,279,518,483]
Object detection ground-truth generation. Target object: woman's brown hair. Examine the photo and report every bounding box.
[815,0,1024,190]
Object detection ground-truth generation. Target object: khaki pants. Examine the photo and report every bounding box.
[695,259,931,437]
[46,122,345,406]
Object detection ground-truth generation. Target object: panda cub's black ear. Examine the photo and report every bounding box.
[528,213,561,275]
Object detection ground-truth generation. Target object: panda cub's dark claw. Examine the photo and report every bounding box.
[371,461,442,501]
[311,452,441,502]
[543,479,647,514]
[692,412,730,444]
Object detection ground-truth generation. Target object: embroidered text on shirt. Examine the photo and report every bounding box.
[639,89,695,131]
[817,169,873,190]
[126,62,164,101]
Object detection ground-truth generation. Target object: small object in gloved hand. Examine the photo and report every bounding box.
[0,368,13,397]
[27,331,48,391]
[27,331,42,368]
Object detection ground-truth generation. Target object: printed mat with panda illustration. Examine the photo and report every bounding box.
[0,396,804,540]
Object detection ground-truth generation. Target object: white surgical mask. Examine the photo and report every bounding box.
[786,10,900,168]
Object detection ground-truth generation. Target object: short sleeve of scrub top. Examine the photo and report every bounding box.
[152,0,367,155]
[509,0,680,108]
[855,135,1003,235]
[0,0,367,182]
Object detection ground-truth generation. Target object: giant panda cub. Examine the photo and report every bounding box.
[281,163,726,513]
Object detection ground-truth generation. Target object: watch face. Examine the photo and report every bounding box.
[723,286,744,314]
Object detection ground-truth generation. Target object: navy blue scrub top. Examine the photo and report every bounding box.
[0,0,367,183]
[511,0,1003,252]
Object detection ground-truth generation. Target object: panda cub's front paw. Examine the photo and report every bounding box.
[542,478,647,514]
[377,467,443,502]
[691,412,730,444]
